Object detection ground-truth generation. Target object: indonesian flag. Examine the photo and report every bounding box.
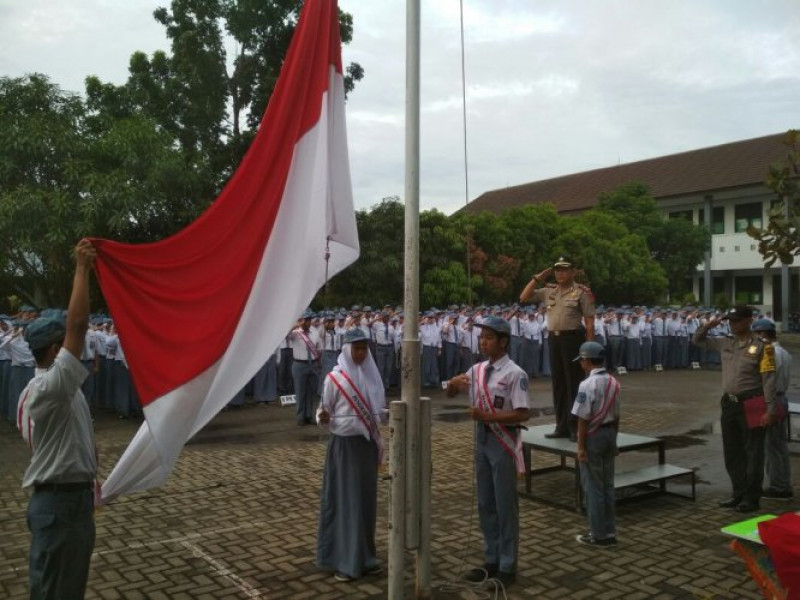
[92,0,359,502]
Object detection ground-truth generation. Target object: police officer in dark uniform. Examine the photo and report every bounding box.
[692,305,777,513]
[520,256,595,441]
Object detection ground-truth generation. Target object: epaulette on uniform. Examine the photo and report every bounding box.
[578,284,595,302]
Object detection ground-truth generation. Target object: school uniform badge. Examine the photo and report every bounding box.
[519,376,528,392]
[576,392,587,404]
[493,396,505,409]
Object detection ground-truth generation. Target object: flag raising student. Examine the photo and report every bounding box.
[446,316,531,588]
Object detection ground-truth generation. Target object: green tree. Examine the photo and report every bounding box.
[555,211,668,305]
[595,181,708,299]
[85,0,364,213]
[747,130,800,266]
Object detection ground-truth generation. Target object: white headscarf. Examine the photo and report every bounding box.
[335,342,385,412]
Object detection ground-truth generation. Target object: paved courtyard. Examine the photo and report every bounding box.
[2,360,799,599]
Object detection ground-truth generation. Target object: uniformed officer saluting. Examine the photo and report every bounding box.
[520,256,595,441]
[692,305,777,513]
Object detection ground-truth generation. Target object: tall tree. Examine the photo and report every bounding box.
[747,129,800,266]
[595,181,708,299]
[86,0,364,215]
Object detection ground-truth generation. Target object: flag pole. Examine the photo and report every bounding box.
[400,0,429,593]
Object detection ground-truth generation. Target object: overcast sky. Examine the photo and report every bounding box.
[1,0,798,215]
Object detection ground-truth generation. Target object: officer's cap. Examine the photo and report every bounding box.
[553,255,574,268]
[343,328,370,344]
[300,308,315,319]
[573,341,605,362]
[726,305,754,321]
[24,317,66,351]
[475,316,511,336]
[323,311,335,321]
[351,304,361,311]
[363,306,373,312]
[751,318,776,332]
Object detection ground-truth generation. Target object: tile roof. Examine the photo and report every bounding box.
[462,132,793,215]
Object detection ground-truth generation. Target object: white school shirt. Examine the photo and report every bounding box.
[374,322,396,346]
[571,367,620,429]
[289,328,322,360]
[317,366,386,438]
[466,354,530,413]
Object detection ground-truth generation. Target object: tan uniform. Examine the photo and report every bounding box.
[692,323,776,506]
[528,283,595,332]
[693,326,776,411]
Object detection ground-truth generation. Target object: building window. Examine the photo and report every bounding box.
[734,202,763,233]
[699,206,725,234]
[669,210,693,221]
[719,247,725,252]
[734,246,740,252]
[735,276,762,304]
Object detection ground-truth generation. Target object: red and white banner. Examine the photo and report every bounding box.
[93,0,359,502]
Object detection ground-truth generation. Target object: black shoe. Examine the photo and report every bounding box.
[363,564,382,576]
[464,563,497,583]
[717,497,741,508]
[762,488,794,500]
[734,502,760,513]
[576,533,617,547]
[544,431,569,439]
[494,571,516,587]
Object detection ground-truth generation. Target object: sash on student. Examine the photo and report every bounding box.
[475,362,525,475]
[296,329,321,361]
[328,369,384,464]
[588,373,620,433]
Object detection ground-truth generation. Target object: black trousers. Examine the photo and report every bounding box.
[549,331,586,434]
[720,396,765,504]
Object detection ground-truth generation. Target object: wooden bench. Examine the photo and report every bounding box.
[521,424,695,512]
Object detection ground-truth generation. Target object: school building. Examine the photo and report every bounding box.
[463,132,797,320]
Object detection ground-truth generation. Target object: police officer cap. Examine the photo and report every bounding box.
[323,311,335,321]
[343,328,370,344]
[553,255,573,268]
[363,306,373,312]
[351,304,361,311]
[751,318,776,332]
[726,305,754,320]
[475,316,511,336]
[573,341,605,361]
[24,317,66,350]
[300,308,315,319]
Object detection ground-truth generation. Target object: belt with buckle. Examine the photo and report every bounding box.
[725,389,762,403]
[551,330,579,337]
[34,481,93,493]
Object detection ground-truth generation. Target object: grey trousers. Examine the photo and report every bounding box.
[765,396,792,493]
[580,426,617,540]
[475,425,519,573]
[27,487,95,600]
[292,360,319,423]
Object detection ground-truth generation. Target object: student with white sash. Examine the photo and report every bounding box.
[316,328,386,582]
[289,309,323,425]
[446,316,531,588]
[572,341,621,547]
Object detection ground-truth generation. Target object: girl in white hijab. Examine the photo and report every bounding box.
[315,328,386,582]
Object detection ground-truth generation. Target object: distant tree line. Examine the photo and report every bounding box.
[319,182,710,310]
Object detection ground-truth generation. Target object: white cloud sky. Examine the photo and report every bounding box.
[1,0,798,215]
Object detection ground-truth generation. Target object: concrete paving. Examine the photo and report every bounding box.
[2,359,799,599]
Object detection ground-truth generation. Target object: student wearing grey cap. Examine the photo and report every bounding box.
[446,316,531,588]
[316,328,386,582]
[572,341,621,547]
[16,239,97,600]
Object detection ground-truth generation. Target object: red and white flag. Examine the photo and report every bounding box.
[93,0,359,502]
